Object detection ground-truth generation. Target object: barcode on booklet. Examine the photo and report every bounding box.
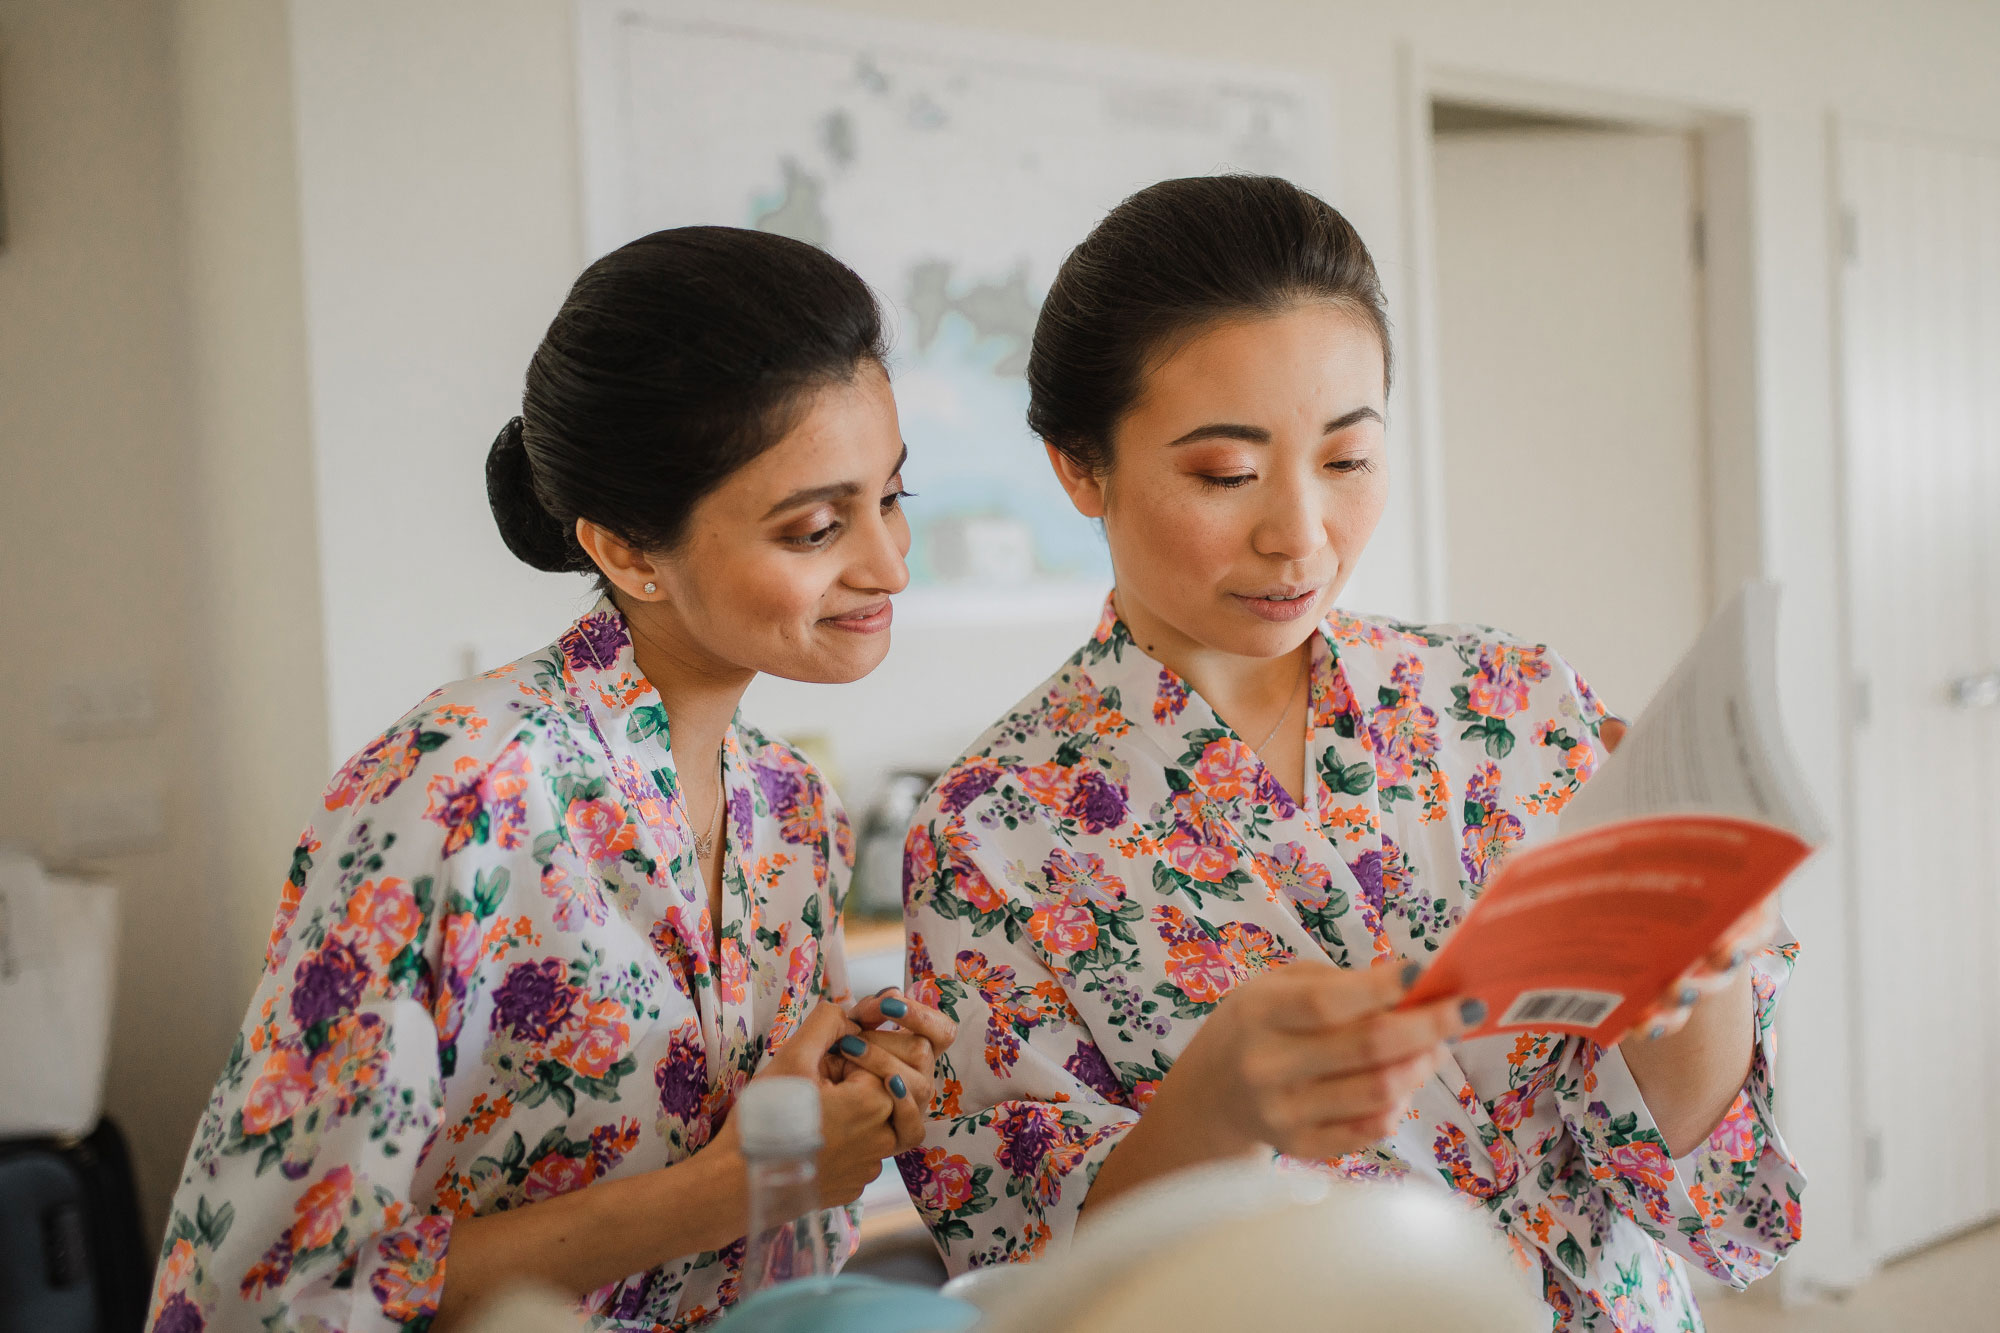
[1499,989,1624,1029]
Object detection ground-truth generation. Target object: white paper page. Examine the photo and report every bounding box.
[1560,580,1827,844]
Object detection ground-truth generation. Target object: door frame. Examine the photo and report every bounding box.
[1395,51,1875,1302]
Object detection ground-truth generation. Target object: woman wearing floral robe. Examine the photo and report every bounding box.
[147,228,951,1333]
[898,177,1801,1331]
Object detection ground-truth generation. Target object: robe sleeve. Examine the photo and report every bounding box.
[1548,937,1805,1285]
[147,726,567,1332]
[894,804,1139,1273]
[1538,650,1806,1286]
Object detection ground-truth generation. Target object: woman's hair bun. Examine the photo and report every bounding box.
[486,416,583,573]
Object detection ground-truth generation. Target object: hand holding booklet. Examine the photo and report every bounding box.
[1398,581,1826,1044]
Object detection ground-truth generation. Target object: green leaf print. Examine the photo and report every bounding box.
[625,703,668,743]
[1317,753,1375,796]
[1556,1235,1587,1276]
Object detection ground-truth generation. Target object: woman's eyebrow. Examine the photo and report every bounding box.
[761,444,910,519]
[763,480,859,518]
[1166,406,1383,447]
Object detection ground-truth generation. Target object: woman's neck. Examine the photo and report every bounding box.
[616,596,756,781]
[1114,588,1310,744]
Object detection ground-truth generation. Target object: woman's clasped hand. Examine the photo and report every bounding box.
[1139,961,1480,1161]
[711,990,957,1209]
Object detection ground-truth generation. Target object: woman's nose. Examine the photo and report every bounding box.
[1251,477,1327,563]
[851,504,911,596]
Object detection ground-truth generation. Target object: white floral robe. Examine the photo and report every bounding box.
[147,599,856,1333]
[897,598,1803,1332]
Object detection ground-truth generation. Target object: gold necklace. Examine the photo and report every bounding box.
[1252,653,1308,754]
[693,754,725,860]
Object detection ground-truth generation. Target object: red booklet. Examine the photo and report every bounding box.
[1398,582,1825,1043]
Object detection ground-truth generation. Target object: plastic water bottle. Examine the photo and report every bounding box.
[737,1076,828,1293]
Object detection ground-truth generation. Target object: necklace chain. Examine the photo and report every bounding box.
[693,752,725,860]
[1252,654,1308,754]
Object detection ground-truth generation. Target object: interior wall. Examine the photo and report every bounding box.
[0,0,233,1234]
[267,0,2000,1295]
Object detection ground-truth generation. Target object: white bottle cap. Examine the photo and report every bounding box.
[735,1076,823,1158]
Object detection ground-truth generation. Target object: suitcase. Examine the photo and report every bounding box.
[0,1119,150,1333]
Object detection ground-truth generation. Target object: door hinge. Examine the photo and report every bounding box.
[1841,207,1860,264]
[1863,1129,1885,1186]
[1853,676,1870,727]
[1691,211,1707,267]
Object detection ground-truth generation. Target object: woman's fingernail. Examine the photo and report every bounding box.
[888,1075,908,1099]
[1649,1023,1668,1041]
[875,985,901,997]
[836,1035,867,1057]
[1458,998,1487,1026]
[1678,985,1701,1008]
[880,997,909,1018]
[1400,961,1422,990]
[1727,948,1748,970]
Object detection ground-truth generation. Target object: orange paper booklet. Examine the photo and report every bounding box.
[1399,581,1827,1043]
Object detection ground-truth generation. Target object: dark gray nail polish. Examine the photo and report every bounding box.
[880,997,909,1018]
[1727,949,1748,970]
[1458,998,1487,1026]
[1649,1023,1668,1041]
[1399,961,1422,990]
[1678,985,1701,1008]
[836,1035,867,1057]
[888,1075,908,1099]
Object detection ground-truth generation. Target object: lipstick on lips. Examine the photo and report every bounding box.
[824,598,893,634]
[1232,584,1322,623]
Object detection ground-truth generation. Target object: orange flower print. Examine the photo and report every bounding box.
[1161,789,1238,883]
[566,796,636,862]
[370,1216,449,1322]
[1309,655,1360,729]
[523,1151,593,1201]
[423,756,491,857]
[1041,847,1127,910]
[955,856,1012,916]
[1369,656,1440,786]
[554,998,631,1080]
[1191,737,1260,801]
[295,1166,353,1252]
[1153,668,1189,725]
[324,729,422,811]
[342,877,423,967]
[716,933,749,1004]
[1465,642,1552,719]
[1164,939,1236,1003]
[1254,840,1335,909]
[1028,902,1098,958]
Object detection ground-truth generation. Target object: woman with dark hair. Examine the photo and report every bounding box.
[898,177,1801,1330]
[147,227,953,1333]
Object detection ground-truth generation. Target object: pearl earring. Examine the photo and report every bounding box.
[643,582,657,594]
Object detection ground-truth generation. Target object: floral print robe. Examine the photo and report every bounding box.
[147,600,857,1333]
[898,598,1803,1332]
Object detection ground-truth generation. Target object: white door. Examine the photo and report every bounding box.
[1431,126,1710,716]
[1839,125,2000,1261]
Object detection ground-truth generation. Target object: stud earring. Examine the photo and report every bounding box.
[643,582,657,594]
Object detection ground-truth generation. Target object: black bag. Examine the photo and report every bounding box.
[0,1120,150,1333]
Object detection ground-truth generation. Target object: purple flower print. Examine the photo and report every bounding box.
[1063,1041,1122,1104]
[289,938,367,1030]
[1065,769,1128,834]
[993,1103,1061,1179]
[938,764,1002,815]
[560,610,629,672]
[152,1293,205,1333]
[490,957,577,1043]
[728,786,755,847]
[754,762,804,821]
[1348,849,1384,919]
[655,1026,709,1123]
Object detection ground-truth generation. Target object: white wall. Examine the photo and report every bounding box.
[0,0,236,1233]
[276,0,2000,1296]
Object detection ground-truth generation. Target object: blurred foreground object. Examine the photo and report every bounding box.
[712,1275,977,1333]
[0,851,117,1138]
[968,1160,1548,1332]
[459,1283,586,1333]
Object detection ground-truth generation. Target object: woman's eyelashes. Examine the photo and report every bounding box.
[1192,457,1376,489]
[783,488,915,550]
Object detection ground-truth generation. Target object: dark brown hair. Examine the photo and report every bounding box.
[487,226,887,573]
[1026,174,1391,473]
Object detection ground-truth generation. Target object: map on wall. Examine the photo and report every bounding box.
[576,0,1333,615]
